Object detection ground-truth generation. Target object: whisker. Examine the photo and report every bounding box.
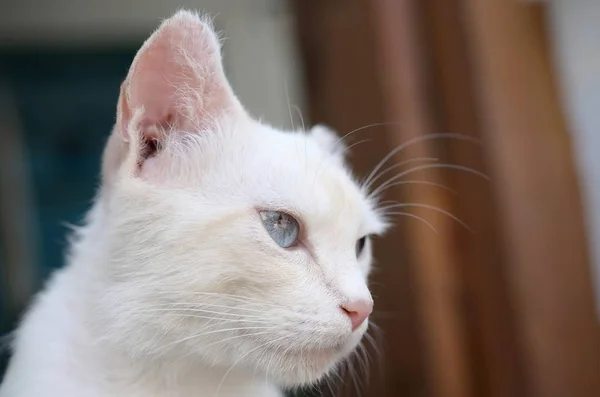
[157,291,286,308]
[146,301,338,325]
[264,338,284,390]
[149,302,267,315]
[377,199,400,207]
[135,310,271,324]
[384,211,439,234]
[335,121,401,148]
[349,355,362,397]
[214,335,288,397]
[371,163,490,198]
[285,81,295,131]
[364,326,385,387]
[342,139,372,156]
[332,362,346,389]
[356,342,370,387]
[162,326,276,348]
[293,105,306,132]
[362,157,438,191]
[363,133,481,190]
[376,180,457,195]
[384,203,471,232]
[324,374,337,397]
[178,330,277,362]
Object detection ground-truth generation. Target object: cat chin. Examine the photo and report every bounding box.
[257,333,364,387]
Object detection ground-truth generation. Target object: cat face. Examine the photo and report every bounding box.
[96,11,386,387]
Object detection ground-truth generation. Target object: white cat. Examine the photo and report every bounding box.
[0,10,387,397]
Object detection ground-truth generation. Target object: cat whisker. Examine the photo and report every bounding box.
[326,360,344,395]
[363,133,481,189]
[177,330,278,361]
[384,202,471,232]
[135,310,272,324]
[284,81,295,132]
[366,325,383,357]
[384,211,439,234]
[144,301,349,326]
[293,105,306,132]
[358,344,370,393]
[364,324,385,387]
[252,344,271,382]
[341,138,372,156]
[149,302,267,315]
[336,359,349,395]
[377,199,401,207]
[333,363,346,396]
[354,341,370,388]
[348,354,362,397]
[370,163,490,198]
[162,327,277,349]
[324,372,337,397]
[335,121,401,148]
[375,180,458,195]
[264,338,282,390]
[157,291,287,309]
[330,361,346,385]
[362,157,438,191]
[214,335,288,397]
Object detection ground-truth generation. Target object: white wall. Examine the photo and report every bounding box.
[549,0,600,318]
[0,0,271,44]
[221,6,306,130]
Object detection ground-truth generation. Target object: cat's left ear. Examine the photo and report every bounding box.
[116,10,245,156]
[310,124,346,159]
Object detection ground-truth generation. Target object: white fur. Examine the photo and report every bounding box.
[0,10,386,397]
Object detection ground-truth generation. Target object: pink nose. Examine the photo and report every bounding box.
[341,300,373,331]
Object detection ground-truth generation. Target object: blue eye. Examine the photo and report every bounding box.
[260,211,299,248]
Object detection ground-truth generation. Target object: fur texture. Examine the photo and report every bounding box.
[0,10,387,397]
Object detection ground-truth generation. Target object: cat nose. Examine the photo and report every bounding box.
[341,299,373,331]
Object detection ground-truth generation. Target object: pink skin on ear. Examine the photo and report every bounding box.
[116,11,243,148]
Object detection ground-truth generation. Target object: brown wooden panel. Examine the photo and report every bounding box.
[461,1,600,397]
[417,1,529,396]
[367,1,473,397]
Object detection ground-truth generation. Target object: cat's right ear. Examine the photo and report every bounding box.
[310,124,346,160]
[109,10,245,180]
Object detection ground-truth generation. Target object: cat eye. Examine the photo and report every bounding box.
[259,211,299,248]
[356,236,369,258]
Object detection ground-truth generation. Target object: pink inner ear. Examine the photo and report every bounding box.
[118,11,241,141]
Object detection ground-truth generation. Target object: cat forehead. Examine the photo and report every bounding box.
[191,122,384,234]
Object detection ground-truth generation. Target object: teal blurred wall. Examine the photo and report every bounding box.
[0,46,136,377]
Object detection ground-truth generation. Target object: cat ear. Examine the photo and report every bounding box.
[117,10,244,150]
[310,124,346,159]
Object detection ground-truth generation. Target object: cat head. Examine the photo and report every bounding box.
[95,10,387,387]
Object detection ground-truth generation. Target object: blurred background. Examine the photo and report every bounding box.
[0,1,599,396]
